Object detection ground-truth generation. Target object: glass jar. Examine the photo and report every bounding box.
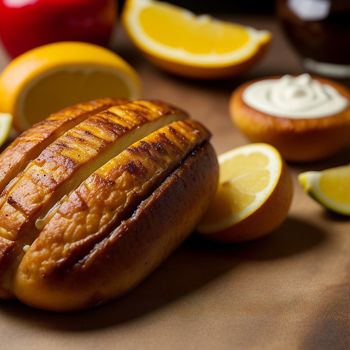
[277,0,350,78]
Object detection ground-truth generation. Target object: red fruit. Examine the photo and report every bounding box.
[0,0,117,58]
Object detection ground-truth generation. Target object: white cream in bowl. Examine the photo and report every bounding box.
[242,74,348,119]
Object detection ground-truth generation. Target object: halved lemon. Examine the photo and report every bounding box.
[122,0,271,79]
[299,166,350,215]
[198,143,293,242]
[0,42,141,131]
[0,113,12,148]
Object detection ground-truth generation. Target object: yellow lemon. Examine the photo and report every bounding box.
[122,0,271,79]
[0,42,140,131]
[299,165,350,215]
[0,113,12,148]
[198,144,293,242]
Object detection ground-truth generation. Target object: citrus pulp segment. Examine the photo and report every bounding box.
[123,0,271,78]
[0,113,12,148]
[198,143,293,242]
[0,42,140,131]
[299,166,350,215]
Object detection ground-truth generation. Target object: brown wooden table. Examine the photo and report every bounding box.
[1,15,350,350]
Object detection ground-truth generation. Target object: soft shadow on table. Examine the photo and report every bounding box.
[322,211,350,223]
[290,146,350,174]
[0,217,326,332]
[232,216,328,261]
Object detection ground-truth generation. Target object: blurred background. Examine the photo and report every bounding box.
[0,0,349,81]
[122,0,275,13]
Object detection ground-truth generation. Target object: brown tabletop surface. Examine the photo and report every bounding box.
[1,15,350,350]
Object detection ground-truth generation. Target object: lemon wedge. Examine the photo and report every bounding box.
[198,143,293,242]
[0,42,141,131]
[299,166,350,215]
[122,0,271,78]
[0,113,13,148]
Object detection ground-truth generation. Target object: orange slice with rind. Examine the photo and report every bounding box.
[198,143,293,242]
[0,113,12,149]
[122,0,271,79]
[0,42,141,131]
[299,165,350,216]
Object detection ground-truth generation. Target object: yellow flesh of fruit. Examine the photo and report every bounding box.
[0,42,140,131]
[139,6,250,55]
[0,113,12,147]
[202,152,270,224]
[23,68,130,126]
[319,166,350,206]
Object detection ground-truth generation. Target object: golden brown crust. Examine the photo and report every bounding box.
[0,98,122,195]
[0,100,187,241]
[14,120,210,278]
[14,142,219,311]
[230,76,350,162]
[0,100,188,296]
[0,99,218,310]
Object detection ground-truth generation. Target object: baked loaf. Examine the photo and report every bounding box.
[0,99,218,311]
[230,75,350,162]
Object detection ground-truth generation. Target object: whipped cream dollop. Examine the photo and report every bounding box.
[242,74,348,119]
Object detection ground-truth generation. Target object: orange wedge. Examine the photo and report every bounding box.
[198,144,293,242]
[122,0,271,79]
[0,42,140,131]
[0,113,12,148]
[299,165,350,216]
